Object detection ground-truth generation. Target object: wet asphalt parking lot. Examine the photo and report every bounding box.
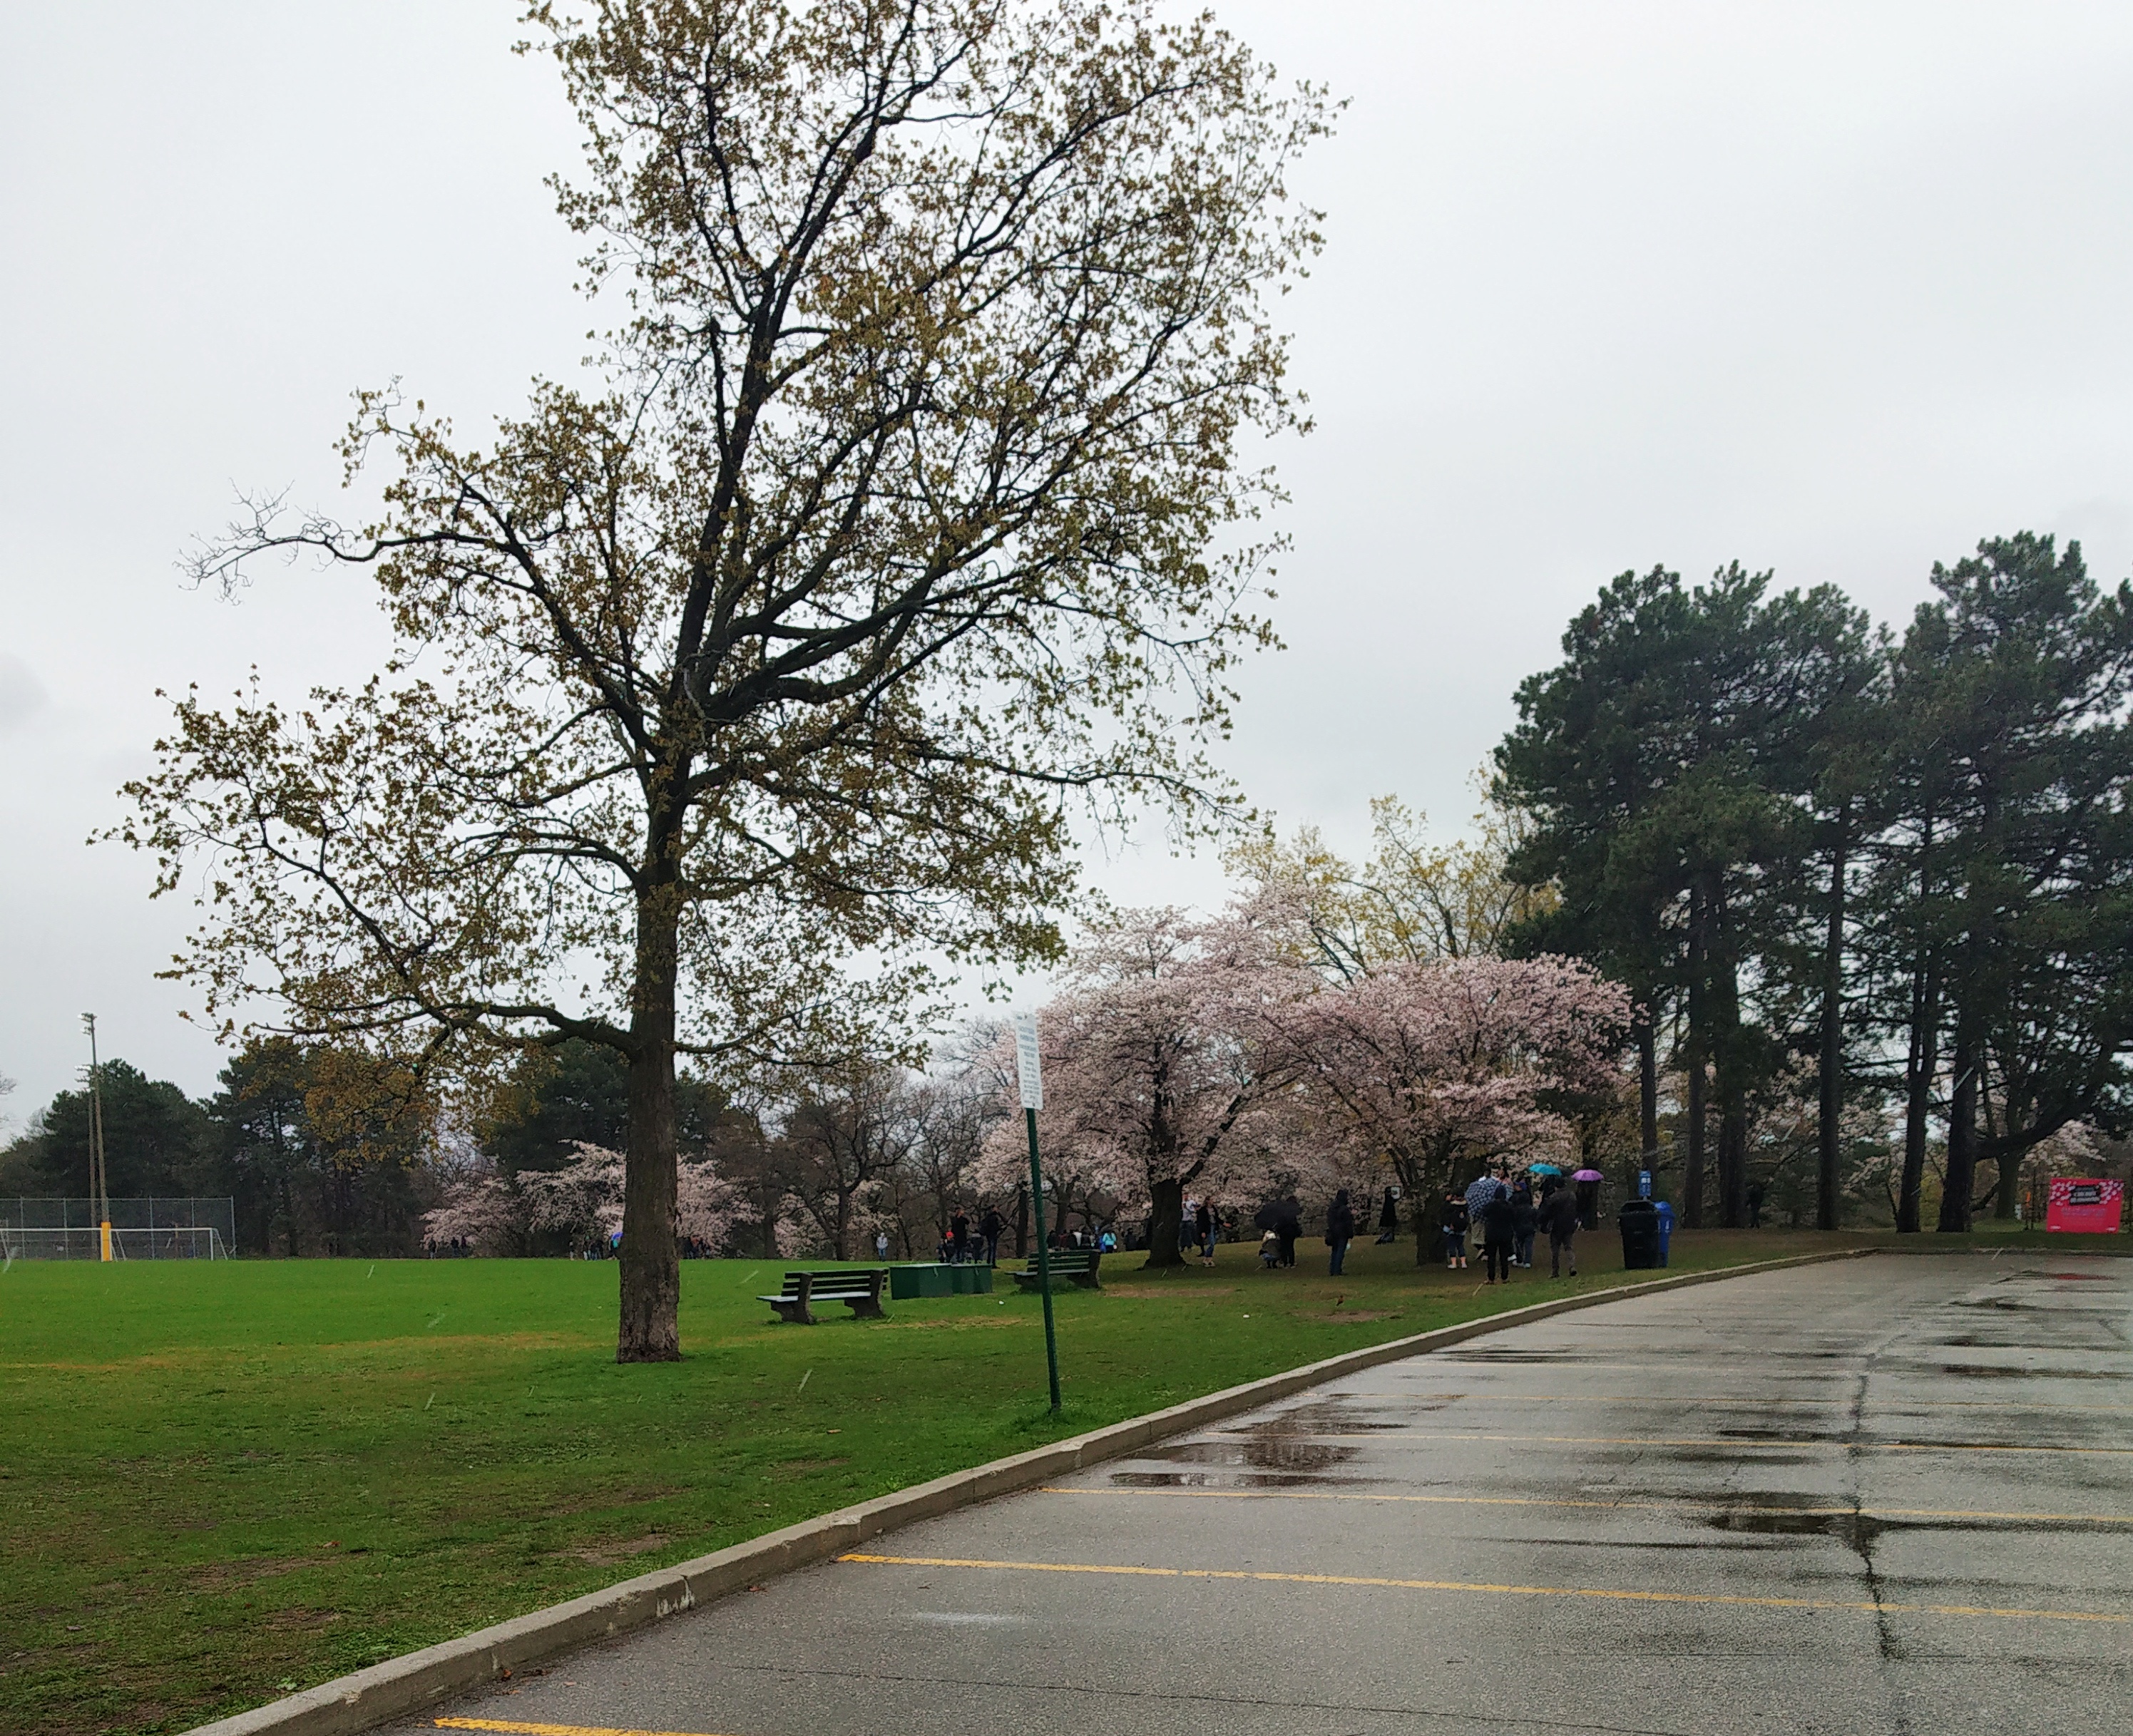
[406,1254,2133,1736]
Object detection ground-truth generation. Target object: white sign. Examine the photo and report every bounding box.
[1013,1012,1043,1110]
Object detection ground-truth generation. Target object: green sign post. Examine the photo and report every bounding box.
[1014,1012,1063,1412]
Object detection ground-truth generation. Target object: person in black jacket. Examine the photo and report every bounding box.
[1538,1184,1580,1277]
[1511,1186,1538,1269]
[1479,1183,1518,1283]
[1376,1185,1400,1243]
[1275,1197,1302,1268]
[1325,1188,1356,1276]
[1440,1192,1469,1270]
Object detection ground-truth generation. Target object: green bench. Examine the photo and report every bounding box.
[758,1268,889,1324]
[1014,1248,1103,1292]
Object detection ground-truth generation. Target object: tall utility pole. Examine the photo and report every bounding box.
[82,1014,111,1261]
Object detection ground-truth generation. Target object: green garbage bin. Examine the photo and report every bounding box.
[889,1263,954,1299]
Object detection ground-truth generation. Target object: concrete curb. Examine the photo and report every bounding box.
[189,1245,1876,1736]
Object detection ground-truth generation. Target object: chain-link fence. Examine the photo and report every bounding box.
[1,1198,236,1260]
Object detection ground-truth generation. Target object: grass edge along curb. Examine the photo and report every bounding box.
[188,1245,1875,1736]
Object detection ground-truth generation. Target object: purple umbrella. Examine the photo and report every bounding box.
[1571,1168,1605,1183]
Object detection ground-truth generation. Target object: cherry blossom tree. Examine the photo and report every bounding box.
[1270,955,1629,1263]
[988,905,1315,1267]
[425,1143,752,1254]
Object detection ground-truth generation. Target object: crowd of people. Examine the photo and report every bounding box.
[1438,1165,1592,1282]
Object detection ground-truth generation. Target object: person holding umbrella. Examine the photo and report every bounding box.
[1376,1185,1400,1244]
[1572,1167,1605,1229]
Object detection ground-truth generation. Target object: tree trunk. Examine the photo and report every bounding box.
[1015,1181,1029,1255]
[1684,1054,1707,1230]
[1816,825,1846,1231]
[1896,838,1938,1234]
[1717,1082,1749,1231]
[1682,881,1707,1229]
[1937,1019,1979,1233]
[1636,1013,1659,1185]
[1142,1175,1186,1268]
[1993,1146,2022,1221]
[1707,878,1749,1230]
[1398,1159,1434,1266]
[618,894,682,1362]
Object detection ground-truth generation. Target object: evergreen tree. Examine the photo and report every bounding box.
[1881,536,2133,1229]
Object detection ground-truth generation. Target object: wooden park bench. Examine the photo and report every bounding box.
[758,1268,889,1325]
[1013,1248,1103,1293]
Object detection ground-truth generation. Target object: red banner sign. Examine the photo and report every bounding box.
[2045,1177,2124,1234]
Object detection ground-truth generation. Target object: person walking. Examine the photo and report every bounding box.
[1746,1183,1765,1229]
[1539,1183,1580,1278]
[1376,1185,1400,1244]
[1480,1183,1516,1284]
[874,1228,891,1261]
[1511,1184,1538,1269]
[1325,1188,1356,1276]
[1195,1198,1218,1267]
[1440,1191,1469,1270]
[979,1206,1005,1266]
[949,1209,971,1263]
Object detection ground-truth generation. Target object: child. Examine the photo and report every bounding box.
[1259,1228,1282,1270]
[1441,1192,1470,1270]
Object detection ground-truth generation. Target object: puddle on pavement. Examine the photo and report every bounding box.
[1708,1506,2101,1546]
[1107,1468,1384,1489]
[1707,1507,1891,1550]
[1712,1426,1846,1443]
[1226,1398,1414,1434]
[1135,1438,1361,1474]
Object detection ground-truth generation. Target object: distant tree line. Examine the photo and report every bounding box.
[1495,533,2133,1232]
[0,1037,1023,1260]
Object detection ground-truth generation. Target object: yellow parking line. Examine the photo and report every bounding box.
[1308,1430,2133,1454]
[838,1552,2132,1625]
[1038,1486,2133,1526]
[435,1722,732,1736]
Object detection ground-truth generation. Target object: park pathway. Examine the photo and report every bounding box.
[401,1255,2133,1736]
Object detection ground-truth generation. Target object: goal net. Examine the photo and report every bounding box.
[1,1198,236,1261]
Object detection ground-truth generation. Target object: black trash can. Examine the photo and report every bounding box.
[1618,1198,1662,1270]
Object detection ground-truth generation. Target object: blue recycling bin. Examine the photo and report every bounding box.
[1653,1201,1674,1267]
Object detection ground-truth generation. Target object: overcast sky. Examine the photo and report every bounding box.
[4,1,2132,1123]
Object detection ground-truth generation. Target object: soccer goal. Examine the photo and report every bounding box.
[1,1199,235,1261]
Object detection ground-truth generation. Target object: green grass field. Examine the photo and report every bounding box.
[0,1226,2097,1736]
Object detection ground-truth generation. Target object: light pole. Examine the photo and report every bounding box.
[82,1014,111,1261]
[1013,1012,1062,1412]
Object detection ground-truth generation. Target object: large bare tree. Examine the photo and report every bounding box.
[121,0,1326,1358]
